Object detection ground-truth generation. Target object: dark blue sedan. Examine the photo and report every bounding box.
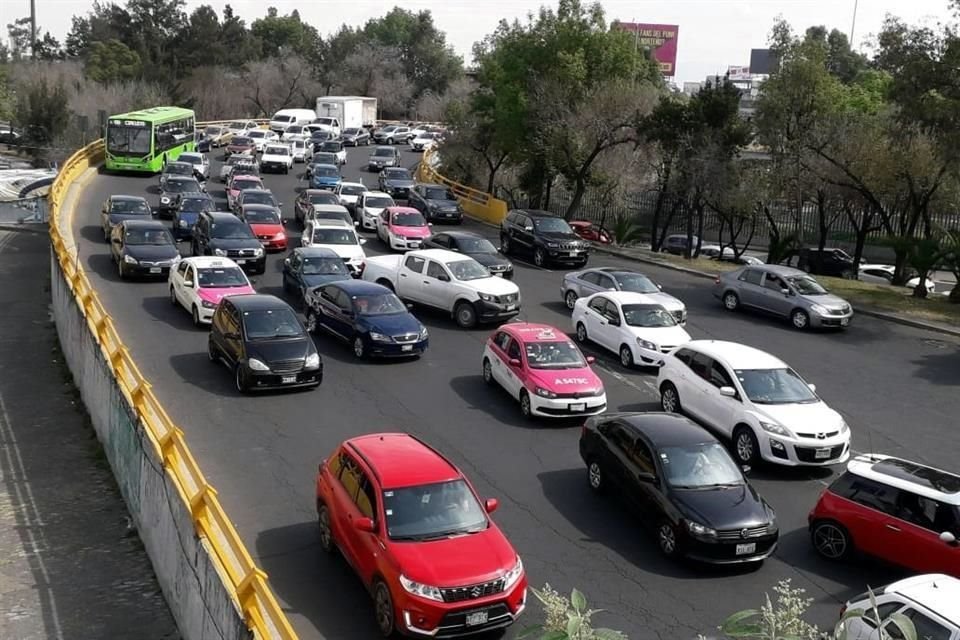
[171,192,214,241]
[281,247,353,305]
[304,280,429,359]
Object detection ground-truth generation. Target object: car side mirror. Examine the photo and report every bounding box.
[184,280,194,287]
[354,516,375,533]
[586,356,596,364]
[284,257,290,265]
[437,273,450,282]
[781,288,791,295]
[607,316,621,327]
[637,472,656,483]
[484,498,499,514]
[508,358,521,367]
[428,222,433,227]
[940,531,957,545]
[656,283,663,290]
[807,383,816,393]
[524,226,534,232]
[741,465,752,475]
[406,303,413,310]
[719,386,737,398]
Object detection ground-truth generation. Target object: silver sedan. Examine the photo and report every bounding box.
[561,267,687,324]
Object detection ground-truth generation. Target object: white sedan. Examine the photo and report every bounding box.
[859,263,936,294]
[246,129,279,153]
[301,219,367,275]
[335,181,366,212]
[572,291,691,368]
[168,256,255,325]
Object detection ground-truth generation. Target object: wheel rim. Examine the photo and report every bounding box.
[235,367,245,392]
[193,307,200,325]
[661,387,677,412]
[375,585,393,635]
[502,237,510,253]
[620,346,632,367]
[793,311,808,328]
[565,291,577,309]
[482,359,492,382]
[659,524,676,554]
[457,305,474,327]
[588,462,602,489]
[208,341,217,362]
[170,288,177,304]
[534,249,545,266]
[736,431,754,462]
[353,338,364,358]
[305,311,316,333]
[318,507,332,549]
[576,323,587,343]
[724,293,738,310]
[813,523,847,559]
[520,393,531,416]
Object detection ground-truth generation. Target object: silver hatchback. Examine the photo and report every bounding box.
[713,265,853,329]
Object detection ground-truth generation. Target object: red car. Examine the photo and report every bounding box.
[570,220,612,244]
[315,433,527,637]
[225,135,256,157]
[808,453,960,576]
[238,203,286,251]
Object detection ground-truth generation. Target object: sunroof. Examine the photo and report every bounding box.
[872,458,960,494]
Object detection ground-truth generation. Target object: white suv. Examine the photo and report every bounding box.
[657,340,851,467]
[839,574,960,639]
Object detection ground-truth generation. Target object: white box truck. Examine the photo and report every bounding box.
[315,96,378,131]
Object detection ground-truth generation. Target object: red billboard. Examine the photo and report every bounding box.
[614,22,680,76]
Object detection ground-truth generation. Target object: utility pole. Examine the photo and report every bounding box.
[30,0,37,59]
[849,0,859,46]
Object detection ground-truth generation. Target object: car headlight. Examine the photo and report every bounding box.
[179,219,189,227]
[247,358,269,371]
[369,332,392,343]
[810,304,829,315]
[636,338,657,351]
[546,242,559,249]
[161,196,170,204]
[686,520,717,540]
[839,419,849,434]
[123,254,138,264]
[759,421,795,438]
[274,232,285,240]
[502,556,524,590]
[304,353,320,370]
[253,248,264,257]
[478,293,498,303]
[535,386,557,399]
[418,326,429,340]
[213,248,227,257]
[200,300,217,309]
[399,575,443,602]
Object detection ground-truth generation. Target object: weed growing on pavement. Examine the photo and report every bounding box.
[519,584,627,639]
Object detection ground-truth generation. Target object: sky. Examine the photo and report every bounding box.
[14,0,955,83]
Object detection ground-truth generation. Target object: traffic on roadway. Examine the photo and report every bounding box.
[77,123,960,639]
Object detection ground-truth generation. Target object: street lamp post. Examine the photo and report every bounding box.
[850,0,859,46]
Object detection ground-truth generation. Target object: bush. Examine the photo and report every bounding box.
[519,584,627,640]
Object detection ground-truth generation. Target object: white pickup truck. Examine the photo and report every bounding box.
[362,248,521,328]
[259,143,293,174]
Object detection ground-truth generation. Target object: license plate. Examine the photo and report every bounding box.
[465,611,488,627]
[149,267,161,274]
[735,543,756,555]
[409,243,420,248]
[281,375,297,384]
[235,259,245,264]
[505,304,516,311]
[494,273,504,278]
[401,345,413,352]
[840,318,849,326]
[569,403,586,412]
[815,447,832,459]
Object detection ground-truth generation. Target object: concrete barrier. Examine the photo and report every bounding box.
[417,148,509,225]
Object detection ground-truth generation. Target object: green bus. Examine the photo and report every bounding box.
[105,106,197,173]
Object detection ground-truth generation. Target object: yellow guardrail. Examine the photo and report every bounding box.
[48,122,297,640]
[416,148,508,225]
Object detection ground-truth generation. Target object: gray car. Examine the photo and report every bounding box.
[562,267,687,323]
[713,264,853,330]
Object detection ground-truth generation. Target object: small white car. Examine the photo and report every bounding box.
[289,138,311,163]
[246,129,279,153]
[300,219,366,274]
[259,143,293,174]
[572,291,691,368]
[839,574,960,639]
[178,151,210,180]
[225,120,259,136]
[357,191,395,231]
[282,124,310,141]
[657,340,851,467]
[168,256,255,325]
[335,181,366,212]
[410,132,439,152]
[859,263,936,295]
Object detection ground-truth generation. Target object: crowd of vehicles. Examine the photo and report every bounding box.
[94,120,960,639]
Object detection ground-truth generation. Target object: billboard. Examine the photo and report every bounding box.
[614,22,680,76]
[727,65,751,81]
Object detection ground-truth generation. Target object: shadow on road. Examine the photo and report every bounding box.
[448,375,582,430]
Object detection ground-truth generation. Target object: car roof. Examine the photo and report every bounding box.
[314,163,339,169]
[680,340,787,369]
[502,323,571,344]
[383,167,411,173]
[412,248,467,262]
[110,194,148,202]
[311,219,352,228]
[206,211,241,222]
[180,151,202,158]
[596,291,665,306]
[347,433,461,489]
[417,183,446,190]
[594,267,642,276]
[513,209,559,218]
[294,246,339,258]
[846,454,960,505]
[303,189,336,196]
[333,279,393,295]
[362,190,391,197]
[121,219,167,229]
[178,191,209,199]
[311,204,349,212]
[387,206,420,214]
[374,145,395,150]
[339,181,365,188]
[882,574,960,624]
[240,188,273,196]
[435,230,482,240]
[165,161,192,168]
[620,412,719,447]
[183,256,243,269]
[226,294,291,311]
[231,174,261,182]
[752,264,807,278]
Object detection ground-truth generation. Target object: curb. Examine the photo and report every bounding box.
[0,223,49,235]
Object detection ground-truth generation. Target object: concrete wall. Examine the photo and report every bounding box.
[50,251,253,640]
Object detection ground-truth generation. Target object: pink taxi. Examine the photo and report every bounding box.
[481,322,607,419]
[168,256,256,325]
[376,206,432,251]
[226,174,264,211]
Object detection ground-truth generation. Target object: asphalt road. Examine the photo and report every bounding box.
[72,144,960,639]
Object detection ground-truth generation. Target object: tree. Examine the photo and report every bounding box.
[251,7,320,60]
[173,5,227,69]
[85,39,143,84]
[33,33,65,61]
[241,56,322,116]
[14,76,70,147]
[327,44,413,116]
[6,17,32,60]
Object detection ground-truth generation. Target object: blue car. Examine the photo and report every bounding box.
[282,246,354,305]
[310,163,342,190]
[172,192,214,241]
[304,280,429,359]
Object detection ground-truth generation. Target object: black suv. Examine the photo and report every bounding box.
[191,211,266,274]
[500,209,590,268]
[208,294,322,394]
[407,183,463,224]
[796,247,856,278]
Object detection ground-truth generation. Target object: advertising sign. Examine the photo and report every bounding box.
[614,22,680,76]
[727,65,751,81]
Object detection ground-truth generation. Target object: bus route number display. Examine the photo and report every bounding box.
[109,119,148,127]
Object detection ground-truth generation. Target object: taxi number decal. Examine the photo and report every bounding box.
[555,378,589,385]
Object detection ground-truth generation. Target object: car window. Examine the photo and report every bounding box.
[763,274,786,291]
[404,255,425,274]
[426,261,447,280]
[581,272,601,285]
[673,348,694,366]
[603,300,621,322]
[597,274,616,290]
[506,339,521,360]
[830,473,901,517]
[493,331,511,352]
[355,474,376,520]
[327,451,344,478]
[431,234,449,248]
[740,268,764,285]
[609,423,636,455]
[708,361,735,389]
[176,262,189,277]
[338,455,363,501]
[689,353,712,380]
[629,439,656,475]
[335,290,352,311]
[896,492,960,533]
[885,609,952,640]
[588,296,607,314]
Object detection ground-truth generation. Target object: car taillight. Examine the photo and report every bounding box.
[714,277,720,285]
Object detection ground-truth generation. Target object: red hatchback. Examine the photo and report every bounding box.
[315,433,527,637]
[809,454,960,576]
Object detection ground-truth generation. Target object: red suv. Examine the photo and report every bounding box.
[809,454,960,576]
[315,433,527,637]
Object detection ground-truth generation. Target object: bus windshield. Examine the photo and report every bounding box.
[107,124,152,156]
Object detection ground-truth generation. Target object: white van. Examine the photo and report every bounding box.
[269,108,317,135]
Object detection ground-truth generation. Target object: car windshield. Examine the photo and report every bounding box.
[302,257,347,275]
[661,443,743,489]
[392,212,425,227]
[197,267,248,288]
[320,142,341,152]
[373,148,394,157]
[106,124,151,156]
[425,187,454,200]
[457,237,497,253]
[227,155,250,166]
[227,122,247,129]
[212,222,254,239]
[533,217,573,233]
[340,185,365,196]
[179,198,211,213]
[180,154,202,165]
[242,192,276,206]
[384,169,411,180]
[231,137,252,146]
[264,146,288,155]
[383,479,488,541]
[614,273,659,293]
[365,196,393,209]
[273,115,293,122]
[343,128,361,135]
[524,341,587,369]
[165,164,193,176]
[312,228,357,245]
[232,179,261,191]
[308,193,339,205]
[352,293,407,316]
[204,127,223,136]
[734,368,818,405]
[248,130,266,139]
[125,228,172,245]
[786,275,828,295]
[622,304,677,327]
[445,260,489,281]
[315,167,339,178]
[312,153,336,164]
[244,208,279,223]
[242,308,303,340]
[166,179,199,193]
[111,199,151,215]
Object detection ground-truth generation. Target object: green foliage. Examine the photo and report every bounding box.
[14,76,70,145]
[251,7,319,60]
[610,214,645,246]
[519,584,627,640]
[85,39,142,84]
[6,17,32,60]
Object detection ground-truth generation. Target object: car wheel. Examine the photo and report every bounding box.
[564,290,578,310]
[234,365,250,395]
[733,425,760,465]
[501,235,511,255]
[482,358,494,385]
[353,336,366,359]
[587,459,605,493]
[619,344,635,368]
[454,301,477,329]
[791,309,810,330]
[103,227,110,242]
[317,503,335,554]
[660,382,681,413]
[192,305,201,327]
[373,580,395,638]
[305,308,318,333]
[376,279,395,292]
[207,339,219,363]
[575,322,588,344]
[723,291,740,311]
[657,521,679,558]
[811,520,853,561]
[169,286,177,306]
[519,390,533,419]
[386,137,394,145]
[533,247,547,267]
[117,260,126,280]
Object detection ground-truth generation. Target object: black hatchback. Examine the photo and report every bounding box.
[208,294,322,394]
[500,209,589,268]
[110,219,181,280]
[579,412,778,565]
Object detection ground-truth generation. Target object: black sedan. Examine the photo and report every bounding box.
[281,247,353,305]
[423,231,514,279]
[378,167,415,200]
[158,175,203,218]
[100,194,153,241]
[579,412,779,565]
[340,127,371,146]
[407,183,463,224]
[110,219,181,280]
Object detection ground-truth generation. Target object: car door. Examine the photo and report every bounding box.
[515,214,535,252]
[577,272,604,297]
[377,210,390,241]
[316,285,349,339]
[601,299,629,354]
[283,252,302,294]
[408,185,425,213]
[735,268,765,308]
[423,260,453,309]
[758,273,793,316]
[584,296,615,351]
[595,272,617,292]
[501,338,525,398]
[351,471,383,585]
[679,351,714,423]
[890,492,960,575]
[833,475,904,562]
[171,261,191,307]
[697,359,739,434]
[488,331,513,388]
[398,254,427,303]
[330,453,366,571]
